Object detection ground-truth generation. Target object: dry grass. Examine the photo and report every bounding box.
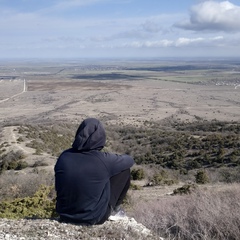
[130,183,240,240]
[0,170,54,200]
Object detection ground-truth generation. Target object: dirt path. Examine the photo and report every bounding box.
[1,126,35,155]
[0,79,26,103]
[235,84,240,89]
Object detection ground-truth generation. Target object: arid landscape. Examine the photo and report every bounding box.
[0,59,240,239]
[1,59,240,127]
[1,59,239,173]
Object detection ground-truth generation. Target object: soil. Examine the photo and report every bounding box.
[0,78,239,127]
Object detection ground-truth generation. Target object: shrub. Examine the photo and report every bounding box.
[218,167,240,183]
[131,168,145,180]
[195,170,209,184]
[23,124,74,157]
[17,137,24,143]
[147,170,176,186]
[0,185,57,219]
[0,158,28,173]
[15,160,28,170]
[130,183,143,190]
[0,150,26,162]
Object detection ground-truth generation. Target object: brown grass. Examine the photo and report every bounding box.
[0,170,54,200]
[130,183,240,240]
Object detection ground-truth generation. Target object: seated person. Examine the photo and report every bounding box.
[55,118,134,225]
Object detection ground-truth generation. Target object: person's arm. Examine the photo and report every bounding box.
[101,152,134,177]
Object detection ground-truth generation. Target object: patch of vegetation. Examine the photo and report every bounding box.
[130,183,143,190]
[72,73,140,80]
[195,169,209,184]
[218,166,240,183]
[131,168,145,180]
[145,169,177,186]
[0,142,9,155]
[0,171,54,201]
[173,184,197,195]
[0,150,28,174]
[1,119,239,186]
[132,184,240,240]
[0,185,57,219]
[106,120,240,175]
[17,124,75,157]
[17,137,24,143]
[175,119,240,133]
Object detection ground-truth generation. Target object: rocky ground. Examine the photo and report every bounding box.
[0,217,161,240]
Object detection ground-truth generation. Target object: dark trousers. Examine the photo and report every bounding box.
[97,168,131,224]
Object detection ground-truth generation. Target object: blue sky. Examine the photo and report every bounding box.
[1,0,240,59]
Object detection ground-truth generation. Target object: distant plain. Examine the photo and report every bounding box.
[0,59,240,127]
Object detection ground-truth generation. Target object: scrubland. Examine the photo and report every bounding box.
[0,59,240,239]
[131,183,240,240]
[0,120,239,239]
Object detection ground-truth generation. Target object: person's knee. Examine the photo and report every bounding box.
[121,168,131,178]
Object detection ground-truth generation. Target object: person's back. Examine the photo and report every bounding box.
[55,118,134,225]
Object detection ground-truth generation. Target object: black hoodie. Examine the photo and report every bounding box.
[54,118,134,225]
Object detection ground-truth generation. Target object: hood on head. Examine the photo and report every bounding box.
[72,118,106,151]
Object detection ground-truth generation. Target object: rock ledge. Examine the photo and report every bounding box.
[0,217,162,240]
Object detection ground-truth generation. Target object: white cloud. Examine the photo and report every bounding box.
[144,40,173,47]
[121,36,225,48]
[175,37,204,46]
[175,1,240,32]
[122,40,172,48]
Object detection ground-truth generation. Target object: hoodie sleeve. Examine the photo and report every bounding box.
[100,152,134,177]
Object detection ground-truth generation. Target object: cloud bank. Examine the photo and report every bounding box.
[175,1,240,32]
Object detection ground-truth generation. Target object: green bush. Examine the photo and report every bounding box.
[131,168,145,180]
[23,124,74,157]
[0,185,57,219]
[195,170,209,184]
[218,167,240,183]
[152,173,163,185]
[130,183,143,190]
[17,137,24,143]
[15,160,28,170]
[147,170,176,186]
[0,159,28,173]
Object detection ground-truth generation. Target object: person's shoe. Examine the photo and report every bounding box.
[108,205,127,221]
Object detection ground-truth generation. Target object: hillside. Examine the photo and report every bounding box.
[1,120,239,183]
[0,60,240,239]
[0,120,239,239]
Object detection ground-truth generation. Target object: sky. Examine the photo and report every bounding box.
[1,0,240,59]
